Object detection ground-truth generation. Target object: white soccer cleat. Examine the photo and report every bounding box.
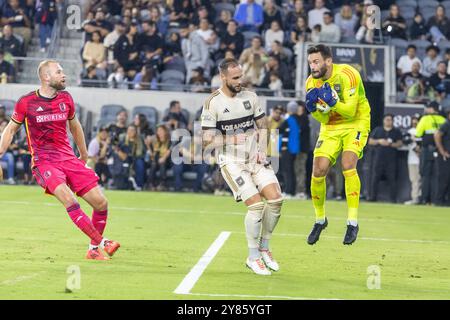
[260,250,279,272]
[246,257,271,276]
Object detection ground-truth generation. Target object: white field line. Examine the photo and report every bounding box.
[185,292,340,300]
[174,231,231,295]
[232,231,450,245]
[0,200,443,226]
[0,272,42,286]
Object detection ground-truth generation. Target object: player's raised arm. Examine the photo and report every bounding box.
[69,116,89,163]
[0,120,21,158]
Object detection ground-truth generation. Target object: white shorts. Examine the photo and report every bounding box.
[220,161,280,202]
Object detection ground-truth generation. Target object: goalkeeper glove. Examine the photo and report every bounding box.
[318,83,338,107]
[305,88,319,113]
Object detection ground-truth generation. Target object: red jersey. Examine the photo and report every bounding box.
[11,90,77,166]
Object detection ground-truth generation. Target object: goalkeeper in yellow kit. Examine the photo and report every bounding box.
[304,44,371,245]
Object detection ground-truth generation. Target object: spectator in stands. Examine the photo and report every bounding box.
[399,61,428,103]
[269,40,290,64]
[149,5,168,36]
[215,9,232,38]
[278,101,302,197]
[163,100,188,130]
[397,45,422,76]
[0,105,6,123]
[0,24,21,57]
[434,109,450,205]
[286,0,307,32]
[239,35,268,65]
[104,22,126,68]
[172,138,208,192]
[219,20,244,60]
[294,101,310,200]
[1,0,32,52]
[109,110,128,145]
[168,0,192,27]
[114,22,140,79]
[35,0,56,53]
[427,5,450,42]
[148,124,171,191]
[409,13,428,41]
[82,30,106,69]
[0,118,15,184]
[268,72,283,96]
[308,0,330,29]
[267,105,284,163]
[138,21,164,70]
[164,31,182,60]
[192,4,214,26]
[312,11,340,43]
[188,66,208,93]
[81,65,101,88]
[197,18,219,57]
[368,114,403,203]
[264,20,284,52]
[242,53,265,87]
[87,126,111,187]
[107,65,128,89]
[261,54,293,90]
[422,45,442,78]
[262,0,283,31]
[334,4,358,41]
[289,16,310,47]
[233,0,263,32]
[134,113,154,139]
[180,22,210,82]
[133,63,157,90]
[109,142,132,190]
[355,6,375,44]
[428,61,450,102]
[83,8,113,42]
[405,116,421,205]
[0,49,15,83]
[382,4,407,40]
[120,125,146,190]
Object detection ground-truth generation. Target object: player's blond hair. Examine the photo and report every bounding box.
[37,60,59,81]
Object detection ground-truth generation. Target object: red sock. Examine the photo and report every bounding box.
[66,203,103,246]
[90,209,108,245]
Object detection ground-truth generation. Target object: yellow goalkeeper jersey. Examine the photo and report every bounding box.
[305,63,371,132]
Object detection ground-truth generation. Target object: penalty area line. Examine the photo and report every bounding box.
[185,292,340,300]
[174,231,231,295]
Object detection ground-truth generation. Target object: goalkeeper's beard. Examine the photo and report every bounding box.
[312,65,328,79]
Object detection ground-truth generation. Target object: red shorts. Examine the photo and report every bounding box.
[32,158,99,196]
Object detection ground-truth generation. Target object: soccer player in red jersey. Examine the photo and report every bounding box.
[0,60,120,260]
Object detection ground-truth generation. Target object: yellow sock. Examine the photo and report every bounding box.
[343,169,360,223]
[311,175,326,221]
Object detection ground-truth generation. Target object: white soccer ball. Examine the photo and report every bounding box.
[315,87,339,114]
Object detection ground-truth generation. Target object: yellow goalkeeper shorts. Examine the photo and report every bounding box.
[313,129,369,165]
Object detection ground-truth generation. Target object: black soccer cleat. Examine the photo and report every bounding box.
[343,224,359,245]
[307,218,328,245]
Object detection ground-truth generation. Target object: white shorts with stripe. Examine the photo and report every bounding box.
[220,161,280,202]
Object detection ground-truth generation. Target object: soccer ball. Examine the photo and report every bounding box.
[316,87,339,114]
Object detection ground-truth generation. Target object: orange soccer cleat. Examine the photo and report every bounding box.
[86,248,109,260]
[103,240,120,257]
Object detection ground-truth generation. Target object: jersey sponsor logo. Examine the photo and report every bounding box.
[243,100,251,110]
[36,113,68,123]
[220,120,254,132]
[59,102,67,112]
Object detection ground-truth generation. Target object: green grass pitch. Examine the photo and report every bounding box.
[0,185,449,300]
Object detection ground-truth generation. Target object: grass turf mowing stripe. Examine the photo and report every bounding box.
[174,231,231,295]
